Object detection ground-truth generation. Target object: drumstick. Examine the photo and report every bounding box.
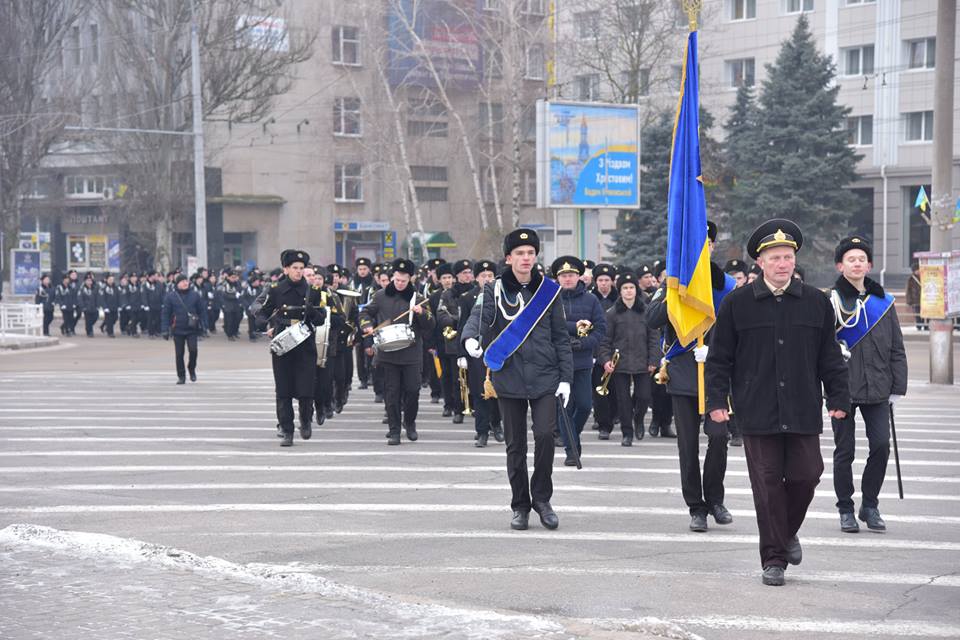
[374,309,417,331]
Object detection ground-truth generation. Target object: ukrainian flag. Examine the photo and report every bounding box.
[665,29,714,347]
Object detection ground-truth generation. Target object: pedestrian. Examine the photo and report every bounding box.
[55,273,77,336]
[35,274,55,336]
[462,228,573,531]
[359,258,436,445]
[905,262,923,331]
[77,273,99,338]
[255,250,326,447]
[161,274,206,384]
[220,270,244,340]
[352,257,377,389]
[589,263,618,436]
[125,272,143,337]
[438,259,475,425]
[706,219,850,586]
[99,273,120,338]
[829,236,907,533]
[597,272,660,447]
[306,266,344,426]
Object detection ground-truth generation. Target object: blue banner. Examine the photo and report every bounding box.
[12,250,41,296]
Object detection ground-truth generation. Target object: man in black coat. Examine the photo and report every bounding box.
[220,271,244,340]
[352,257,377,389]
[77,273,99,338]
[706,219,850,586]
[438,259,475,424]
[360,258,435,445]
[35,274,55,336]
[256,250,326,447]
[590,263,618,436]
[828,236,907,533]
[55,274,77,336]
[99,273,121,337]
[462,228,573,531]
[161,274,206,384]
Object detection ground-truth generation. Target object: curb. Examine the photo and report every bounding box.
[0,336,61,351]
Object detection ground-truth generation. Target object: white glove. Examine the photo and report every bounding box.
[457,357,468,370]
[889,394,903,406]
[556,381,571,408]
[465,337,482,358]
[693,345,709,363]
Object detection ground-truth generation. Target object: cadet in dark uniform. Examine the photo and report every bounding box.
[305,265,344,427]
[352,257,377,389]
[35,275,55,336]
[77,273,99,338]
[144,272,164,337]
[99,274,120,337]
[421,258,445,403]
[647,259,674,438]
[707,219,850,586]
[125,272,143,337]
[256,250,326,447]
[220,270,244,340]
[590,263,618,435]
[55,274,77,336]
[438,259,475,424]
[462,229,573,531]
[360,258,435,445]
[241,271,265,341]
[431,262,457,417]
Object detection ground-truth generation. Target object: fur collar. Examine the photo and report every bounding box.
[615,297,644,313]
[501,266,543,294]
[834,275,885,300]
[386,282,415,301]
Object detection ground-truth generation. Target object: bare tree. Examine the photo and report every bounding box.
[88,0,314,271]
[0,0,87,288]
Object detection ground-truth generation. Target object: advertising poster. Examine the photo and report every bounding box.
[387,0,481,89]
[536,101,641,209]
[919,263,946,319]
[382,231,397,260]
[11,250,41,296]
[68,235,87,269]
[108,238,121,271]
[88,235,107,270]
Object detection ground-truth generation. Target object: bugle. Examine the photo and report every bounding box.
[595,349,620,396]
[459,367,472,416]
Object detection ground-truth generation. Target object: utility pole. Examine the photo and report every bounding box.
[929,0,956,384]
[190,0,208,267]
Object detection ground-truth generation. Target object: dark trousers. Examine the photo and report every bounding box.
[440,354,458,410]
[148,309,162,336]
[42,309,54,336]
[83,309,98,336]
[207,308,219,333]
[101,310,117,336]
[333,350,351,405]
[672,394,728,516]
[60,308,75,334]
[832,402,890,513]
[499,394,556,512]
[356,344,371,385]
[743,433,823,569]
[559,368,592,453]
[383,361,421,433]
[276,397,313,433]
[444,354,464,414]
[591,364,614,430]
[223,310,242,337]
[173,334,198,380]
[373,360,384,396]
[426,350,442,398]
[651,379,673,431]
[314,364,333,415]
[119,308,130,334]
[246,312,258,338]
[126,309,141,335]
[612,372,650,437]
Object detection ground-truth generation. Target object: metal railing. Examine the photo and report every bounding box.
[0,303,44,343]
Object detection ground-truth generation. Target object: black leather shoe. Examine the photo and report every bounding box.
[189,370,197,382]
[510,510,529,530]
[689,513,708,532]
[299,422,312,440]
[786,535,802,565]
[280,432,294,447]
[533,502,559,530]
[276,424,284,438]
[430,396,440,404]
[621,435,632,447]
[840,511,860,533]
[554,435,563,448]
[762,565,785,586]
[564,451,578,466]
[387,433,401,445]
[382,416,389,424]
[316,412,325,426]
[334,401,344,414]
[858,507,886,532]
[635,427,644,441]
[325,408,334,419]
[375,394,384,403]
[442,408,452,417]
[598,431,610,440]
[660,423,677,438]
[359,382,368,390]
[176,378,186,385]
[492,424,504,442]
[452,413,464,424]
[475,433,488,447]
[710,504,733,525]
[730,435,743,447]
[648,423,660,437]
[405,424,418,441]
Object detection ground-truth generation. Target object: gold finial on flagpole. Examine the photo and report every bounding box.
[682,0,701,31]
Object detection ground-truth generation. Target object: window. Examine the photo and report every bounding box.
[576,74,600,101]
[523,0,546,15]
[332,26,360,65]
[845,0,874,5]
[65,176,109,198]
[620,68,650,98]
[333,97,362,136]
[410,166,447,182]
[846,115,873,146]
[525,44,544,80]
[522,169,537,204]
[414,187,448,202]
[484,47,503,79]
[575,11,599,38]
[621,4,651,33]
[89,24,99,64]
[479,102,504,141]
[785,0,813,12]
[482,0,501,10]
[23,177,49,200]
[69,25,81,66]
[408,96,448,137]
[730,0,756,20]
[334,164,363,201]
[908,38,935,70]
[520,105,537,142]
[407,120,448,137]
[842,45,874,76]
[904,111,933,142]
[726,58,755,88]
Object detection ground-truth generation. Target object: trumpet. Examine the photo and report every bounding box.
[654,358,670,385]
[576,319,593,337]
[459,367,473,416]
[442,326,458,341]
[595,349,620,396]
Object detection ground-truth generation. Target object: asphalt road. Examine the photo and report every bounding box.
[0,335,958,639]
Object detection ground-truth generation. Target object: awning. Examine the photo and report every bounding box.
[410,231,457,249]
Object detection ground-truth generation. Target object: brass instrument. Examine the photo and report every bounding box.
[654,358,670,385]
[482,367,497,399]
[459,367,473,416]
[442,326,458,341]
[595,349,620,396]
[576,319,593,337]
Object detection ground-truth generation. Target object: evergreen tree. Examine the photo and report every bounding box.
[727,15,861,273]
[724,84,757,171]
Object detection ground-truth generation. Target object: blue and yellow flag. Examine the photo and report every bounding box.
[665,29,714,347]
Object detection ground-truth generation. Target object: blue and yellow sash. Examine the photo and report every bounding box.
[484,278,561,372]
[663,273,736,360]
[836,293,896,350]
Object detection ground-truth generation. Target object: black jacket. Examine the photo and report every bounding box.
[77,284,99,313]
[100,283,120,312]
[35,284,55,311]
[55,283,77,311]
[705,277,850,436]
[592,287,618,311]
[161,288,207,336]
[462,268,573,400]
[438,282,474,357]
[220,280,243,313]
[598,298,660,375]
[359,283,435,366]
[143,281,164,310]
[830,276,908,405]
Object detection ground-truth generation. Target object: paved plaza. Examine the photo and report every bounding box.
[0,338,958,639]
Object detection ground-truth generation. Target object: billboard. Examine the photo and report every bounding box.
[236,15,289,52]
[387,0,481,89]
[11,250,41,296]
[536,100,641,209]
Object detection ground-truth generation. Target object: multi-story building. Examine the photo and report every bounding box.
[555,0,959,283]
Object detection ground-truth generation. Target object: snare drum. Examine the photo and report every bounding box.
[270,322,312,356]
[373,323,416,352]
